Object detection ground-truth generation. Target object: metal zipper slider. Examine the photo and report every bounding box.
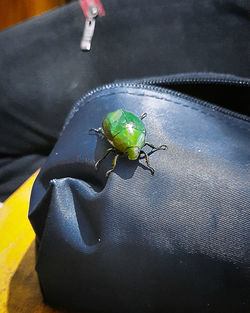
[79,0,105,51]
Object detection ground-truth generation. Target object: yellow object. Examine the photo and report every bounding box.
[0,171,66,313]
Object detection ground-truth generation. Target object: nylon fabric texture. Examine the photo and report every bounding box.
[1,0,250,200]
[29,77,250,313]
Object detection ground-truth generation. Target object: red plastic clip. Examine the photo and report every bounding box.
[80,0,105,18]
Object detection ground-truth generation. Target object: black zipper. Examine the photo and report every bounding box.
[132,75,250,122]
[132,75,250,87]
[63,77,250,133]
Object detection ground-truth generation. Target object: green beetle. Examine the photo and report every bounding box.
[89,109,167,176]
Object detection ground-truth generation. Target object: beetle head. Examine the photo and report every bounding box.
[125,147,140,160]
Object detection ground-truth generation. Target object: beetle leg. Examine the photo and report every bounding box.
[89,127,105,136]
[140,150,155,175]
[144,142,168,151]
[140,112,147,120]
[106,153,120,177]
[95,148,115,170]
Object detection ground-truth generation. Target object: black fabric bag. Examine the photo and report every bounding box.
[1,0,250,201]
[29,73,250,313]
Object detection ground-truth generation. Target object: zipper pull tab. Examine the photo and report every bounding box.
[81,5,98,51]
[79,0,105,51]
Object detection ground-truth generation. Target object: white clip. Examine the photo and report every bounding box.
[81,5,99,51]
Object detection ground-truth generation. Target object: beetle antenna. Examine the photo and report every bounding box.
[140,113,147,120]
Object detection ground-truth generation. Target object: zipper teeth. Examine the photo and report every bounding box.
[133,77,250,121]
[136,77,250,86]
[63,79,250,133]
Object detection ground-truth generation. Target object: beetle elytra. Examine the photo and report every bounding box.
[89,109,167,176]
